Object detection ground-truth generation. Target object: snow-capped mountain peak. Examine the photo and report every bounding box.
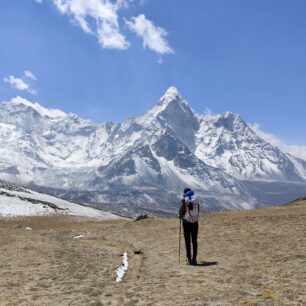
[159,86,182,103]
[213,112,246,131]
[8,96,67,118]
[136,87,199,150]
[141,87,194,119]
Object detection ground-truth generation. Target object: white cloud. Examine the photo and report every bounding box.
[4,76,29,91]
[24,70,36,80]
[126,14,173,54]
[52,0,130,49]
[35,0,43,3]
[49,1,174,54]
[250,123,306,161]
[3,71,37,95]
[204,107,213,116]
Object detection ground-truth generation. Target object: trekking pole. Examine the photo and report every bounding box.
[179,218,182,264]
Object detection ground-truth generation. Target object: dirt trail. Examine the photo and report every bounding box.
[0,204,305,305]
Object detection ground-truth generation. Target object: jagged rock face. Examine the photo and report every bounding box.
[154,91,199,150]
[195,112,304,181]
[0,90,305,216]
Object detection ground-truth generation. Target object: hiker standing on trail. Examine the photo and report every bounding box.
[179,188,200,265]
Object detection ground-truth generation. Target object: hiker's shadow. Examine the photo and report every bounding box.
[196,261,218,267]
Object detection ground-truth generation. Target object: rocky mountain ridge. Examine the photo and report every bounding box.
[0,88,305,216]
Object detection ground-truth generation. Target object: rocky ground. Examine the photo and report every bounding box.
[0,201,305,305]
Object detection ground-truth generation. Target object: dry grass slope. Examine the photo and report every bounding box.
[0,202,305,305]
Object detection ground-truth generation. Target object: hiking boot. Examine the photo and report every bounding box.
[187,258,193,265]
[191,258,197,265]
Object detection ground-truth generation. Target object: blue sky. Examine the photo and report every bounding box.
[0,0,306,149]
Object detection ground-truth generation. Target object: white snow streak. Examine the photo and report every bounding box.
[73,234,85,239]
[115,251,128,282]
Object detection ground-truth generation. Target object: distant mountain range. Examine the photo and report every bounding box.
[0,87,305,216]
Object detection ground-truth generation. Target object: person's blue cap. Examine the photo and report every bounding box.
[184,190,194,198]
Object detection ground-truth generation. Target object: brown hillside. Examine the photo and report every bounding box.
[287,195,306,206]
[0,204,305,305]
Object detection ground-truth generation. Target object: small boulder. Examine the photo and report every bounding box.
[134,214,149,221]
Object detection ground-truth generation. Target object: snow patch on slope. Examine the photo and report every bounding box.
[0,194,54,217]
[0,184,125,220]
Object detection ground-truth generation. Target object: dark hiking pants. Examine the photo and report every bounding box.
[183,220,198,261]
